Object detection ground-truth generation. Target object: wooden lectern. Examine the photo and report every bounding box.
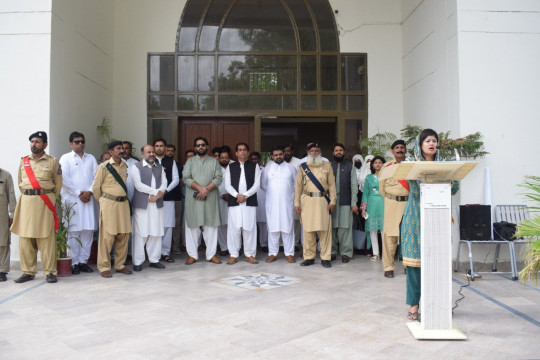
[388,161,477,340]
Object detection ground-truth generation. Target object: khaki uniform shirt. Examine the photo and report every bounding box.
[92,158,131,234]
[379,159,410,236]
[0,169,16,245]
[294,162,337,232]
[11,153,62,238]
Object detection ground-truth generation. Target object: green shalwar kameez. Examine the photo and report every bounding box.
[331,164,358,257]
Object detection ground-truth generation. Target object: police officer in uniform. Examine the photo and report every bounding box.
[11,131,62,283]
[92,140,133,278]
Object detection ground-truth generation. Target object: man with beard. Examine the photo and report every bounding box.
[294,143,336,268]
[131,145,167,271]
[92,141,132,278]
[11,131,62,283]
[284,144,302,249]
[261,146,297,263]
[330,143,358,263]
[283,144,301,169]
[224,143,260,265]
[182,136,222,265]
[217,148,230,256]
[59,131,98,274]
[122,141,139,167]
[379,140,409,278]
[153,138,181,263]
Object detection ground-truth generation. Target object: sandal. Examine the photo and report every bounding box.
[407,312,421,321]
[370,255,380,262]
[161,255,175,263]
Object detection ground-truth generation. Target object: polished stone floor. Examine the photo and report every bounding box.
[1,251,539,360]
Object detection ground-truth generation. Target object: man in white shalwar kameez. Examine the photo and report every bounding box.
[261,146,297,263]
[130,145,167,271]
[249,152,268,251]
[154,138,180,262]
[59,132,98,274]
[217,149,230,255]
[224,143,260,265]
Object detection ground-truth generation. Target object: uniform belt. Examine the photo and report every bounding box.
[303,190,328,198]
[23,189,53,195]
[385,193,408,202]
[101,192,127,202]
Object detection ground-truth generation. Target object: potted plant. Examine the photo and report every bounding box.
[56,194,81,277]
[517,176,540,284]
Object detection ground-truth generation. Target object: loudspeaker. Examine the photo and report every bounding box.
[459,205,491,240]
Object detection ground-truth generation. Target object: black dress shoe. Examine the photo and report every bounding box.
[133,265,143,272]
[300,259,315,266]
[0,272,7,281]
[71,264,80,275]
[149,262,165,269]
[78,263,94,273]
[330,254,337,261]
[14,274,35,283]
[321,260,332,268]
[384,271,395,278]
[46,273,57,283]
[342,255,350,263]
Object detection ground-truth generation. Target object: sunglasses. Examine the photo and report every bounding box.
[195,143,206,148]
[73,140,85,145]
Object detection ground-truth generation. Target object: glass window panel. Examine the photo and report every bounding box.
[282,95,297,110]
[198,95,215,110]
[219,0,296,51]
[178,56,195,91]
[341,55,366,91]
[321,95,337,110]
[177,95,195,110]
[301,95,317,111]
[342,95,366,111]
[176,0,207,51]
[218,55,296,92]
[301,56,316,91]
[149,56,174,92]
[148,95,174,111]
[219,95,290,110]
[311,0,337,51]
[199,0,230,51]
[198,56,215,91]
[321,55,337,91]
[152,119,173,144]
[284,0,316,51]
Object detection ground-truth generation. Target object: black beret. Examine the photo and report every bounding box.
[391,139,406,149]
[307,143,320,151]
[29,131,48,143]
[108,140,123,150]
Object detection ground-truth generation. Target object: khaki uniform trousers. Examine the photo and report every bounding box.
[303,230,332,261]
[19,230,57,276]
[97,227,129,273]
[382,233,399,271]
[0,244,9,273]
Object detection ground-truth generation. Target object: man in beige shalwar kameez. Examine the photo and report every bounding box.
[379,140,409,278]
[294,143,336,268]
[92,141,133,278]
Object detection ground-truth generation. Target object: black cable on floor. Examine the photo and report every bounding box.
[452,275,470,312]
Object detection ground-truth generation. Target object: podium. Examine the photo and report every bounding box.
[388,161,477,340]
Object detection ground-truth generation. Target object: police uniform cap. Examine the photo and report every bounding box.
[29,131,48,143]
[108,140,123,150]
[391,139,406,149]
[307,143,320,151]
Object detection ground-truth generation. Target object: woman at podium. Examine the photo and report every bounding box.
[401,129,459,321]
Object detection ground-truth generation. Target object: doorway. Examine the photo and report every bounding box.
[260,117,336,160]
[178,117,254,163]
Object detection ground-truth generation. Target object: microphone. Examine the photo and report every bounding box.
[436,145,441,149]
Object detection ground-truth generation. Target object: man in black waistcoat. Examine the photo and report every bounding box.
[153,138,182,263]
[224,143,260,265]
[330,143,359,263]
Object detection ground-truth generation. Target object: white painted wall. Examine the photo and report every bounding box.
[331,0,403,136]
[113,0,187,153]
[0,1,53,262]
[50,0,115,158]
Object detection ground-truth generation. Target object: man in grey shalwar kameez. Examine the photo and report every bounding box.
[330,143,358,263]
[182,137,223,265]
[0,168,16,282]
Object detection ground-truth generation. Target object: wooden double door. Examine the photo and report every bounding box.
[178,117,254,163]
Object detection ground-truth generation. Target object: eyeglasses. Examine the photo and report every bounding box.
[73,140,85,145]
[195,143,206,148]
